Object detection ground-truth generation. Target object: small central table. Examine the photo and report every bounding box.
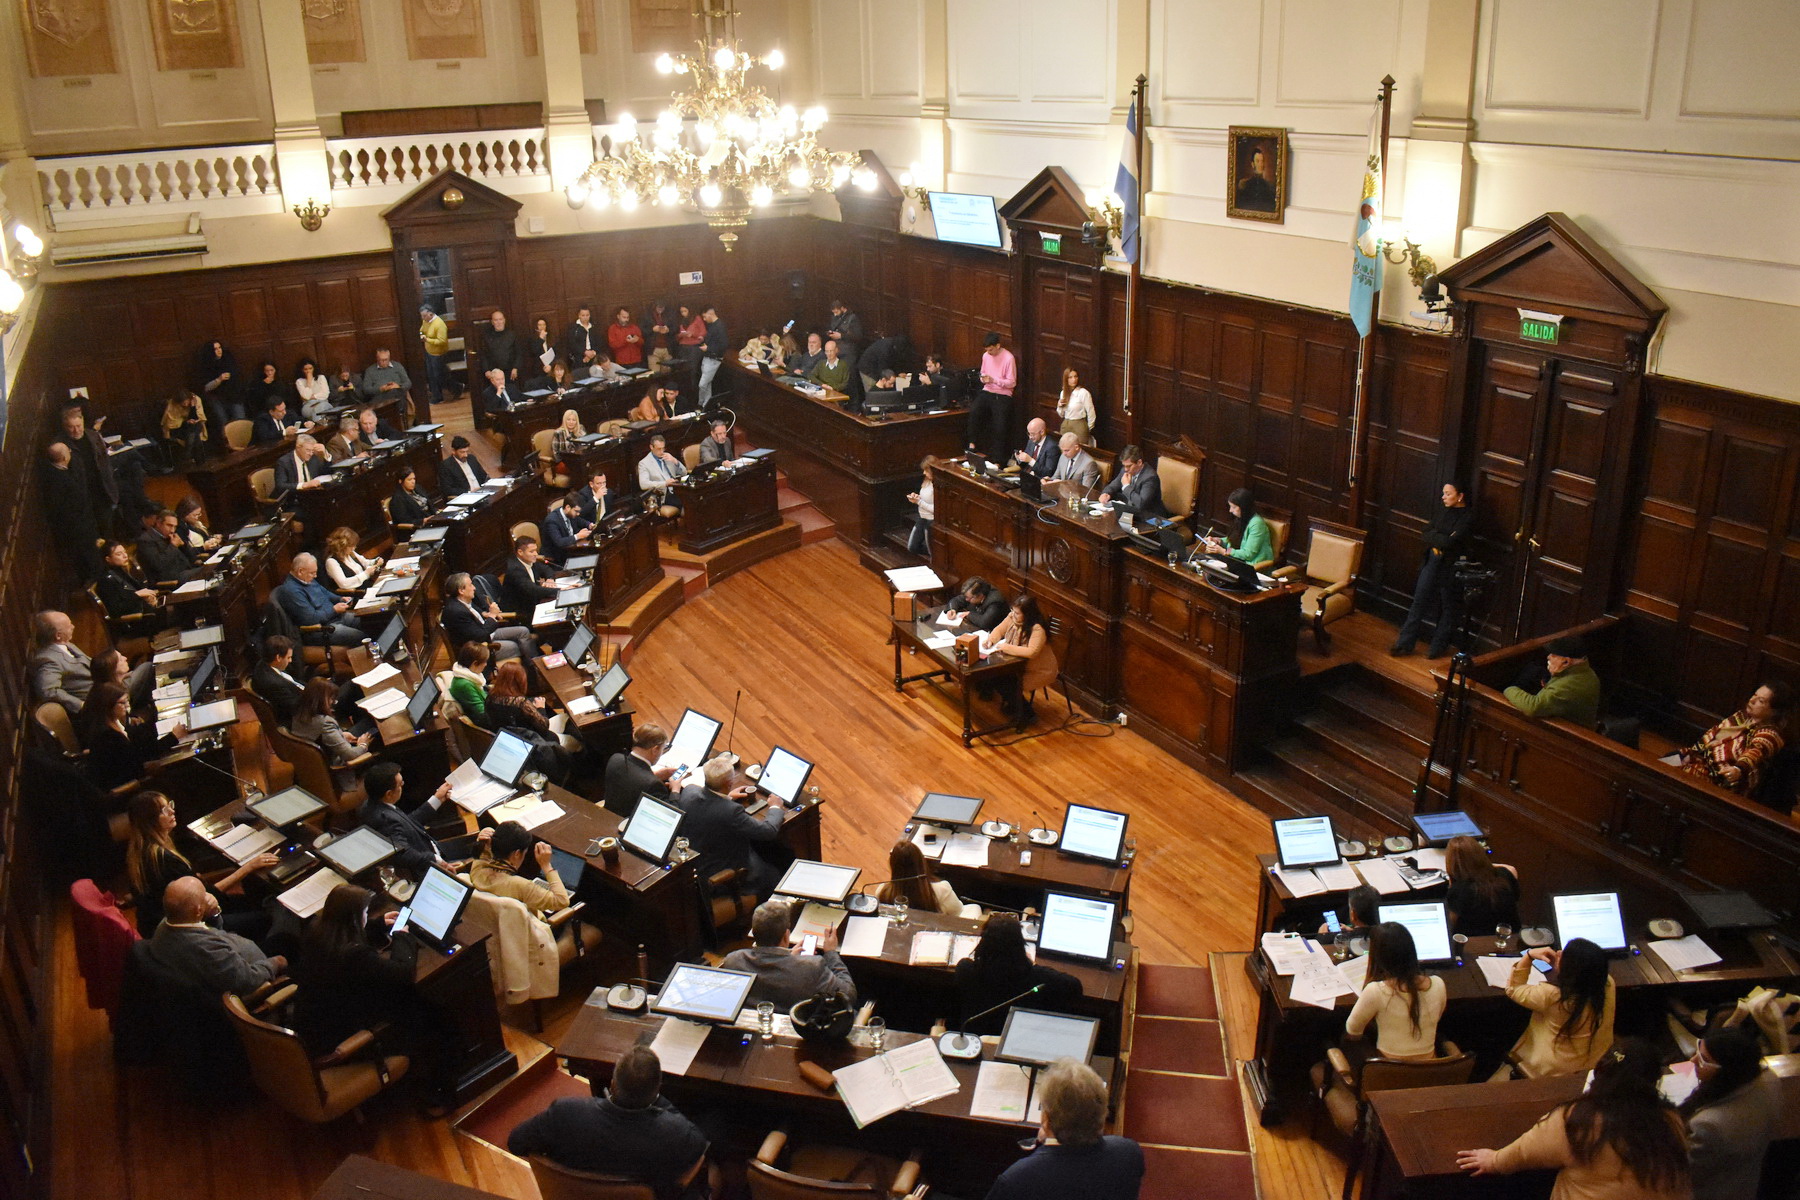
[891,610,1025,746]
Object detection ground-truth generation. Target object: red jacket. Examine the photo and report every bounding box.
[71,879,139,1019]
[607,321,644,366]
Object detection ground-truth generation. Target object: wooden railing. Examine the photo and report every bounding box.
[327,128,549,193]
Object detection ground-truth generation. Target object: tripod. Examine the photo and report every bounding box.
[1416,651,1475,809]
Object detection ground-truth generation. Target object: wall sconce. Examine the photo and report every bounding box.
[8,223,43,279]
[1082,192,1123,247]
[293,198,331,232]
[0,270,24,335]
[1380,226,1440,294]
[897,163,932,232]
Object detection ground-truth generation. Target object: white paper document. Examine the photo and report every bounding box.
[387,556,422,573]
[1659,1065,1701,1105]
[351,662,402,690]
[649,1017,711,1076]
[1647,935,1722,973]
[532,600,566,627]
[1272,866,1325,897]
[513,798,565,832]
[278,868,348,918]
[1354,857,1409,895]
[1476,955,1518,989]
[357,689,409,719]
[924,632,957,650]
[152,681,190,704]
[446,759,514,813]
[911,827,947,860]
[213,823,283,864]
[447,491,486,507]
[1315,864,1364,892]
[840,916,891,958]
[935,610,966,628]
[1290,957,1355,1010]
[566,694,601,716]
[969,1061,1034,1122]
[940,832,991,868]
[172,579,211,596]
[833,1037,961,1129]
[1336,953,1372,991]
[792,902,848,942]
[1410,847,1448,872]
[885,566,945,592]
[1260,932,1321,975]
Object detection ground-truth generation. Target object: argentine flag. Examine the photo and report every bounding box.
[1349,107,1382,338]
[1113,103,1140,264]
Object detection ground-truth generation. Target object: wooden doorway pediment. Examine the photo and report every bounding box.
[381,170,523,235]
[835,150,903,231]
[1000,166,1102,269]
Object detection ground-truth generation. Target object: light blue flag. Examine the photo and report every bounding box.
[1349,107,1382,338]
[1113,102,1140,264]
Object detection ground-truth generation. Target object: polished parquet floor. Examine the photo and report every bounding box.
[47,417,1334,1200]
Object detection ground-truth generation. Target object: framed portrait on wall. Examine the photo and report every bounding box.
[1226,126,1287,224]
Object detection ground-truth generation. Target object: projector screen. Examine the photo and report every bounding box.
[929,192,1004,249]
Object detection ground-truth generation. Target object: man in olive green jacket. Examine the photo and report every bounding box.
[1504,635,1600,728]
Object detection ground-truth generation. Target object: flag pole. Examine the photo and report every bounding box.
[1347,74,1394,526]
[1122,73,1146,444]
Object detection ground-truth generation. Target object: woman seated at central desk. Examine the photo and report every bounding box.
[1203,486,1273,566]
[877,839,980,918]
[954,912,1081,1034]
[523,358,578,399]
[1340,922,1446,1059]
[323,525,383,592]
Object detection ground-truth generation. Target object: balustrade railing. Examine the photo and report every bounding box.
[37,144,279,217]
[327,128,549,191]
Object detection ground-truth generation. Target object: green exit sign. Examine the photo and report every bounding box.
[1518,309,1563,344]
[1039,232,1062,256]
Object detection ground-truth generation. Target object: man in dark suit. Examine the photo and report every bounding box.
[945,576,1009,632]
[563,307,600,371]
[136,509,200,585]
[51,401,120,520]
[502,537,561,613]
[824,299,864,361]
[96,539,164,623]
[273,434,326,498]
[43,442,103,579]
[251,398,292,445]
[148,878,286,997]
[573,470,613,525]
[1013,417,1059,477]
[250,635,307,727]
[677,757,786,898]
[357,762,457,876]
[542,494,591,565]
[602,724,676,817]
[480,368,518,415]
[481,309,521,381]
[355,406,402,445]
[1099,444,1168,518]
[441,571,536,664]
[437,436,489,497]
[696,418,735,465]
[507,1044,708,1189]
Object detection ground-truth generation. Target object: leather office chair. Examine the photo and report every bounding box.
[34,702,83,758]
[682,443,703,470]
[748,1129,922,1200]
[223,420,256,451]
[223,992,410,1123]
[528,1157,656,1200]
[268,726,369,817]
[457,713,497,763]
[510,520,542,547]
[1257,514,1290,573]
[1155,454,1201,527]
[533,429,571,489]
[250,467,280,515]
[703,865,758,947]
[1271,519,1366,653]
[1318,1044,1474,1200]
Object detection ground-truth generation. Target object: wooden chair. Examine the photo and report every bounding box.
[1029,615,1075,720]
[33,701,83,758]
[223,420,255,451]
[1271,518,1367,653]
[1257,514,1290,573]
[456,713,497,763]
[748,1129,922,1200]
[1320,1044,1474,1200]
[703,865,758,947]
[85,582,158,657]
[528,1157,656,1200]
[250,468,279,515]
[268,726,369,816]
[533,429,571,489]
[222,992,409,1124]
[1155,453,1202,527]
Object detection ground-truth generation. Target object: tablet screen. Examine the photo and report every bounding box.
[481,730,534,786]
[1272,815,1340,869]
[658,708,721,772]
[1059,805,1128,863]
[179,625,224,650]
[1037,891,1117,962]
[563,623,596,667]
[189,648,219,700]
[1553,892,1627,952]
[775,860,861,903]
[248,786,325,827]
[187,697,238,731]
[624,794,684,863]
[594,661,630,708]
[1413,810,1483,844]
[557,584,592,608]
[913,792,983,826]
[652,963,756,1023]
[317,826,397,877]
[759,746,813,804]
[405,675,440,728]
[564,553,599,572]
[374,613,406,657]
[996,1008,1101,1067]
[408,867,471,944]
[1379,901,1454,962]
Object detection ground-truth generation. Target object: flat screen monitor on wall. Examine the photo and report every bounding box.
[928,192,1004,249]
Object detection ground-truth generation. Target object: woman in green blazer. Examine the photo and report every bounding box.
[1207,487,1273,565]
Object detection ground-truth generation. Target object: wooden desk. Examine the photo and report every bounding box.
[488,373,656,461]
[578,512,663,620]
[291,436,441,541]
[531,656,635,761]
[729,362,965,556]
[165,520,297,679]
[890,612,1025,747]
[412,921,518,1104]
[675,457,780,553]
[425,474,554,573]
[560,415,707,499]
[313,1156,509,1200]
[558,1005,1116,1198]
[187,396,411,529]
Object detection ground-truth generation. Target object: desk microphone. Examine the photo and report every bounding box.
[939,984,1042,1059]
[844,873,931,916]
[725,688,742,763]
[1028,807,1056,843]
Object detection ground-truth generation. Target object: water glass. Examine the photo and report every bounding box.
[756,1001,775,1043]
[673,836,691,862]
[892,904,910,929]
[865,1017,886,1051]
[1494,924,1514,953]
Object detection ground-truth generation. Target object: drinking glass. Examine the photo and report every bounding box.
[673,836,691,862]
[1451,932,1469,963]
[1493,924,1513,953]
[757,1001,775,1043]
[865,1017,886,1051]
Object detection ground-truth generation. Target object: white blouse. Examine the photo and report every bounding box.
[1057,386,1096,424]
[325,551,379,591]
[295,376,330,404]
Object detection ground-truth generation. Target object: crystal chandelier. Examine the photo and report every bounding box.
[564,6,875,250]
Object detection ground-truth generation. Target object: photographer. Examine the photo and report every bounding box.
[1390,481,1474,659]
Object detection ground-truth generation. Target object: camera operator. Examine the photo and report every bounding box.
[1390,481,1474,659]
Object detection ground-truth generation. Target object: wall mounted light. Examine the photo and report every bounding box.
[9,223,43,279]
[293,198,331,232]
[1082,192,1124,247]
[1379,224,1440,294]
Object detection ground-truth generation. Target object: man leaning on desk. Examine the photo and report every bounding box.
[945,576,1010,632]
[678,757,785,899]
[1098,445,1167,518]
[358,761,464,875]
[603,724,676,817]
[721,899,856,1009]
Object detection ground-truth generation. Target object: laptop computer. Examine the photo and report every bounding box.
[1058,804,1129,865]
[1379,900,1456,963]
[651,963,757,1025]
[1272,815,1342,870]
[1201,555,1261,591]
[1035,891,1119,964]
[621,793,685,865]
[394,865,472,952]
[1551,892,1629,953]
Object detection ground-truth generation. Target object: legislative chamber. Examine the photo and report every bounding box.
[1,5,1798,1200]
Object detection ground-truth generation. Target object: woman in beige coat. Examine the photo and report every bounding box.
[1502,938,1616,1079]
[988,594,1059,729]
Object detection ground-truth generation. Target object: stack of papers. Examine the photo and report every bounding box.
[939,832,991,868]
[445,759,514,813]
[840,916,890,958]
[1353,858,1409,895]
[1476,956,1518,989]
[1290,956,1356,1010]
[792,902,848,941]
[648,1017,711,1076]
[1337,953,1372,991]
[833,1038,961,1128]
[969,1061,1041,1123]
[1260,932,1323,975]
[1272,866,1325,897]
[924,632,956,650]
[566,694,601,716]
[278,868,348,917]
[884,566,945,592]
[532,600,567,627]
[512,797,565,831]
[481,477,511,490]
[1647,935,1722,972]
[1316,864,1364,891]
[351,662,402,690]
[909,930,981,966]
[211,823,283,864]
[356,689,409,719]
[172,579,212,596]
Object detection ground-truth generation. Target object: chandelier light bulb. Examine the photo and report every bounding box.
[658,109,681,131]
[831,164,851,188]
[764,47,784,70]
[696,122,715,145]
[589,188,609,210]
[788,165,812,188]
[751,183,773,207]
[714,46,735,71]
[616,112,637,138]
[802,106,826,132]
[658,184,680,205]
[617,191,637,212]
[0,272,23,314]
[655,53,674,74]
[853,168,876,191]
[699,183,723,207]
[14,224,43,258]
[565,180,589,208]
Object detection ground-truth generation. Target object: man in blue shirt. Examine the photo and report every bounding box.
[987,1060,1143,1200]
[274,552,365,646]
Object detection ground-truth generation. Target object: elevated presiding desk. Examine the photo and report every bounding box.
[928,458,1302,770]
[485,364,689,461]
[729,361,966,556]
[673,454,781,554]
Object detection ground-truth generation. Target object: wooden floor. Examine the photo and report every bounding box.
[48,408,1347,1200]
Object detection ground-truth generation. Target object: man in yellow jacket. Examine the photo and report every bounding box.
[419,304,450,406]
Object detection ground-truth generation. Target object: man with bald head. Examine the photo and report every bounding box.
[43,442,102,576]
[1013,417,1057,477]
[1049,431,1101,488]
[149,877,286,997]
[274,552,364,645]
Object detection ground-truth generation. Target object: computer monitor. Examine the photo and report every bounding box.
[248,786,326,828]
[1552,892,1629,952]
[1272,815,1341,870]
[189,647,219,700]
[480,730,535,787]
[563,622,596,667]
[316,826,397,878]
[651,963,757,1024]
[996,1008,1102,1067]
[623,794,684,864]
[1378,900,1455,963]
[1058,804,1129,865]
[404,675,440,729]
[402,866,471,950]
[556,584,592,608]
[775,860,861,904]
[1412,810,1484,846]
[408,526,449,545]
[179,625,224,650]
[564,552,599,572]
[657,708,722,774]
[594,661,630,710]
[759,746,813,804]
[911,792,984,827]
[229,523,276,541]
[374,612,406,658]
[376,574,417,596]
[1036,891,1118,963]
[186,697,239,732]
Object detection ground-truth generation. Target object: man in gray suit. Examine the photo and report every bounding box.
[148,877,286,997]
[31,610,95,714]
[720,900,856,1009]
[1048,432,1101,489]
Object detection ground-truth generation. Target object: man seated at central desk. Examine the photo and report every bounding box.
[696,418,735,465]
[1097,445,1167,518]
[1048,432,1101,488]
[808,340,852,394]
[678,756,786,899]
[639,434,688,518]
[502,536,565,614]
[1013,417,1058,477]
[721,899,856,1009]
[438,436,489,496]
[945,576,1010,632]
[481,367,521,415]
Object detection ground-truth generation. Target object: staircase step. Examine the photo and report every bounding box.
[659,560,708,598]
[777,485,812,513]
[788,504,837,544]
[1291,709,1424,796]
[1257,737,1415,837]
[1316,677,1434,757]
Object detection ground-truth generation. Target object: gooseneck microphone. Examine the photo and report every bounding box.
[725,687,742,761]
[844,872,932,916]
[939,984,1043,1059]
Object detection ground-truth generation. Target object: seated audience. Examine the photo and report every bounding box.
[502,536,560,613]
[148,876,286,998]
[247,361,286,417]
[95,540,164,622]
[438,436,489,497]
[389,467,432,531]
[135,508,199,585]
[161,392,209,462]
[1443,834,1520,937]
[987,1059,1144,1200]
[808,340,852,392]
[31,610,95,714]
[356,405,400,444]
[291,677,372,785]
[327,365,363,411]
[523,359,577,398]
[946,576,1009,632]
[250,635,306,726]
[720,900,856,1009]
[954,913,1081,1034]
[1504,938,1615,1079]
[585,348,628,381]
[441,572,535,665]
[361,348,412,406]
[696,418,734,465]
[1342,922,1446,1059]
[250,398,293,446]
[1682,1025,1784,1200]
[1013,417,1058,477]
[1099,445,1168,518]
[446,642,491,725]
[1317,884,1381,940]
[323,526,383,592]
[877,839,978,917]
[79,682,180,791]
[273,433,326,496]
[630,382,679,423]
[507,1045,709,1190]
[1503,635,1601,728]
[602,724,675,817]
[125,790,276,938]
[294,358,330,415]
[1204,487,1272,565]
[275,553,365,646]
[549,409,587,464]
[739,330,779,365]
[357,761,455,876]
[1676,681,1791,793]
[678,756,785,898]
[791,331,825,377]
[469,822,592,961]
[542,493,592,565]
[1457,1040,1688,1200]
[1048,432,1101,487]
[638,434,688,518]
[988,594,1059,727]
